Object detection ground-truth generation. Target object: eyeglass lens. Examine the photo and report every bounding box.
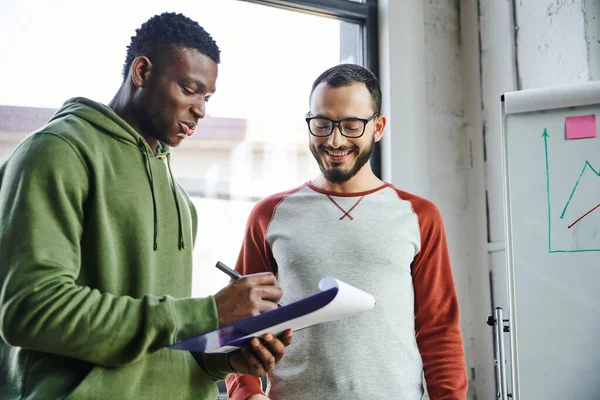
[308,118,365,137]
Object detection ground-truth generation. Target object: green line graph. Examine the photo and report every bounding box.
[559,161,600,219]
[543,128,600,253]
[543,129,552,252]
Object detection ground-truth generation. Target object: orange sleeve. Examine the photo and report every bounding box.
[234,195,281,277]
[226,191,292,400]
[410,199,468,399]
[226,374,263,400]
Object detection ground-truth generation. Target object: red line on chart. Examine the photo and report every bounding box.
[568,203,600,229]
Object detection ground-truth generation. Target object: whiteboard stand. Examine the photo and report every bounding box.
[488,308,511,399]
[492,307,509,400]
[500,82,600,400]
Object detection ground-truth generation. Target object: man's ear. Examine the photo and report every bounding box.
[373,115,387,143]
[131,56,153,88]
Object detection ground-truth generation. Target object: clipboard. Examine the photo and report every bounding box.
[166,277,376,353]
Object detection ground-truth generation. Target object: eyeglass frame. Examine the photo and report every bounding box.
[305,112,379,138]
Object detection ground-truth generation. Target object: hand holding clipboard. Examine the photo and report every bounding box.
[168,267,376,353]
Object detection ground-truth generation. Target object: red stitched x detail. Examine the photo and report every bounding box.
[326,195,365,220]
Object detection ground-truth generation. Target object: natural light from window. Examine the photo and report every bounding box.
[0,0,362,297]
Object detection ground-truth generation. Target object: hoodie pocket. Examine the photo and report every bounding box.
[65,365,105,400]
[64,350,218,400]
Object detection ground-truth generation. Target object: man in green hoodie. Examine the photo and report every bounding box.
[0,12,291,400]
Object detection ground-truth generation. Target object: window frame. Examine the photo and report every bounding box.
[237,0,381,177]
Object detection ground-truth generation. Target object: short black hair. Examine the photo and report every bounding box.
[122,12,221,78]
[310,64,382,114]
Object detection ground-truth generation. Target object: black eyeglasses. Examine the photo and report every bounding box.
[305,113,378,138]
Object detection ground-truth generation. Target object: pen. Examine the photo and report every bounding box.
[215,261,284,307]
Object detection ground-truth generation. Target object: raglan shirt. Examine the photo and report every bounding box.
[226,182,467,400]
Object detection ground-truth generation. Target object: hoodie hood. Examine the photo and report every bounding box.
[50,97,169,156]
[50,97,185,251]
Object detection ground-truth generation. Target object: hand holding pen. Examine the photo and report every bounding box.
[213,261,293,377]
[216,261,284,307]
[213,261,284,327]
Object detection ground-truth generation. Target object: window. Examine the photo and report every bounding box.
[0,0,378,297]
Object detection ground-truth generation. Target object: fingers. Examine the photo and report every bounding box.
[249,337,277,372]
[263,333,290,364]
[234,274,283,313]
[253,330,294,368]
[240,345,268,376]
[229,282,281,314]
[215,272,284,326]
[233,340,273,377]
[231,331,294,377]
[260,334,284,365]
[253,286,283,308]
[278,329,294,347]
[241,272,278,286]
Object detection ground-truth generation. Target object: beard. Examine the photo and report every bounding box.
[310,137,376,184]
[135,91,176,147]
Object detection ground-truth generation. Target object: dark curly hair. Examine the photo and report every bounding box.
[310,64,381,115]
[122,12,221,78]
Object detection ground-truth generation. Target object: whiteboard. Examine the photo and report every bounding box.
[502,81,600,400]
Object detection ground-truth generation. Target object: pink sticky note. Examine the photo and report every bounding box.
[565,114,597,140]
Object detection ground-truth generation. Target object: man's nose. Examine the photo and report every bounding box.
[190,100,206,120]
[327,123,346,148]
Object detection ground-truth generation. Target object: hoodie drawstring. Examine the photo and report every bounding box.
[139,139,159,251]
[138,140,185,251]
[167,154,185,250]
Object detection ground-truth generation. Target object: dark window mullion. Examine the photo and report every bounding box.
[364,0,378,75]
[364,0,381,178]
[239,0,369,22]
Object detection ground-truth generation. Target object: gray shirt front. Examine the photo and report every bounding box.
[229,182,467,400]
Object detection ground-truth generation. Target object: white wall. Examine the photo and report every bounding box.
[378,0,428,197]
[588,0,600,80]
[470,0,519,397]
[516,0,590,88]
[423,2,486,399]
[381,0,599,398]
[379,0,492,398]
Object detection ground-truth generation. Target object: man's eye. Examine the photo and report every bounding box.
[181,86,194,96]
[342,122,362,132]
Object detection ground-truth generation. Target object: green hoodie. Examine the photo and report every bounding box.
[0,98,234,399]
